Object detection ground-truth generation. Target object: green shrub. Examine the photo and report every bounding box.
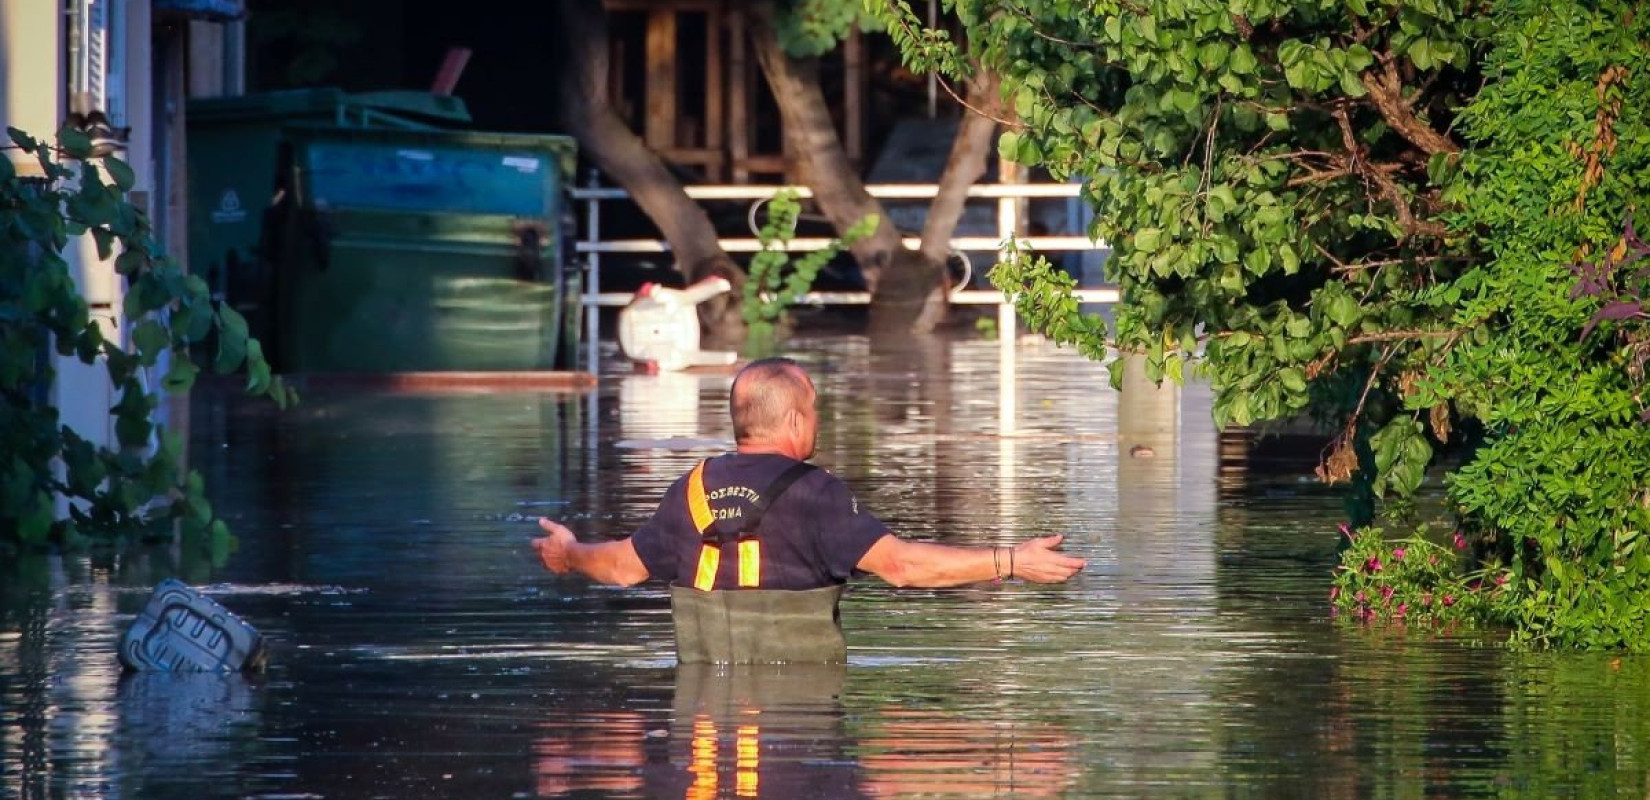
[0,126,291,552]
[741,189,876,355]
[879,0,1650,647]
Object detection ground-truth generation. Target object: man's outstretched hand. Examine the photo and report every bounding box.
[1012,534,1086,583]
[529,520,649,586]
[532,518,577,574]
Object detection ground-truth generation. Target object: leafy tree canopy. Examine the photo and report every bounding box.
[877,0,1650,648]
[776,0,883,57]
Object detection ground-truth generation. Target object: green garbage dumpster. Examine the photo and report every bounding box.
[264,125,581,373]
[186,89,471,347]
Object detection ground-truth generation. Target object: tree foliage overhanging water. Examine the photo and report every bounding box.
[877,0,1650,648]
[0,128,292,553]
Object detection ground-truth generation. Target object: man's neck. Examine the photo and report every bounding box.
[736,442,804,460]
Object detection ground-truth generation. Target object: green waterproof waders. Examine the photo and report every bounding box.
[670,585,848,664]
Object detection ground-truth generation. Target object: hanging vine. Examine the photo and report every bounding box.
[1,125,293,552]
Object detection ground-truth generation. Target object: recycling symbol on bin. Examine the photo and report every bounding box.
[211,189,247,224]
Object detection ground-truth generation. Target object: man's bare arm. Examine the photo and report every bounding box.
[856,533,1085,588]
[533,518,651,587]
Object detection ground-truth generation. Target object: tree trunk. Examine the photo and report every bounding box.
[747,3,1001,334]
[747,2,901,291]
[915,72,1001,264]
[556,0,744,344]
[887,70,1002,333]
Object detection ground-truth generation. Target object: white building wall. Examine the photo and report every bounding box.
[2,2,150,455]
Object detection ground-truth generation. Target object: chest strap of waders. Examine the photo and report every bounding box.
[686,458,817,591]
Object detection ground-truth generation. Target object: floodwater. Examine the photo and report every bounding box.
[5,333,1650,799]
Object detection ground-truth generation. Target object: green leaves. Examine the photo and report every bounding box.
[0,126,292,550]
[1135,14,1159,45]
[1370,417,1431,498]
[1433,0,1650,649]
[774,0,875,58]
[163,357,200,394]
[132,319,169,366]
[740,189,871,354]
[102,157,136,192]
[885,0,1650,648]
[215,303,252,374]
[1407,37,1436,71]
[56,124,93,160]
[1206,184,1236,223]
[998,128,1043,166]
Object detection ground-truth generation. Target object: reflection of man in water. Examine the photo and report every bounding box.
[533,666,867,799]
[529,665,1078,800]
[533,357,1085,662]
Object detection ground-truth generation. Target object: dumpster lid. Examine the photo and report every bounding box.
[286,124,579,183]
[154,0,243,21]
[188,88,471,128]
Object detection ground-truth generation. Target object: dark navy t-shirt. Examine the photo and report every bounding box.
[631,453,890,590]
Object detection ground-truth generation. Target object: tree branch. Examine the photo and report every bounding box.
[1346,328,1466,344]
[1359,56,1460,156]
[1332,105,1447,240]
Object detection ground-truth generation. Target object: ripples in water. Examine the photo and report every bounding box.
[5,335,1650,798]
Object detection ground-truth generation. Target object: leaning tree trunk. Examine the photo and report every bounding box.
[894,70,1001,333]
[748,3,1000,334]
[747,2,902,291]
[556,0,744,344]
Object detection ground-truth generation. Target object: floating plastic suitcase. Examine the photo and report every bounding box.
[119,579,268,672]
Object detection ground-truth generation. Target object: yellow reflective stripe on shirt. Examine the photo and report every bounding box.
[686,461,715,533]
[693,546,721,592]
[737,540,761,587]
[686,458,762,591]
[689,460,720,591]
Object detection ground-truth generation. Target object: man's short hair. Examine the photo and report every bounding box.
[731,357,813,441]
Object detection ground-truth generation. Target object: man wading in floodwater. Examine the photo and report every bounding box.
[533,357,1086,663]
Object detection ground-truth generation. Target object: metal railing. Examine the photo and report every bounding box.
[571,180,1116,309]
[572,178,1122,435]
[571,178,1118,432]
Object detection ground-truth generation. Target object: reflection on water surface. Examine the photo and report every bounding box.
[5,334,1650,799]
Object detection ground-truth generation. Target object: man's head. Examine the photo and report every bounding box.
[730,357,818,459]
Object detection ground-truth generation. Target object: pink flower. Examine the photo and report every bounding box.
[1421,593,1433,607]
[1329,586,1341,601]
[1394,603,1408,617]
[1393,547,1407,561]
[1355,590,1367,604]
[1495,572,1510,586]
[1468,579,1482,591]
[1339,523,1355,540]
[1380,585,1396,601]
[1453,532,1467,550]
[1365,556,1383,573]
[1442,594,1456,607]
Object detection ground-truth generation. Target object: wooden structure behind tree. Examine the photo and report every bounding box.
[601,0,866,183]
